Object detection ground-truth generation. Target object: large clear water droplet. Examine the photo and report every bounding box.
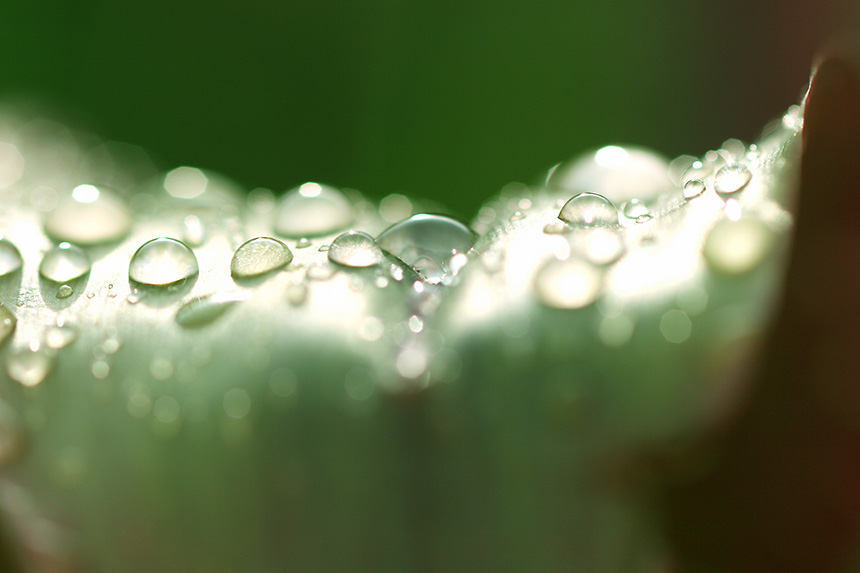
[328,231,385,268]
[44,184,132,245]
[376,214,475,285]
[713,163,752,199]
[176,292,250,328]
[129,238,198,286]
[273,182,353,237]
[39,243,91,283]
[683,179,707,199]
[703,218,776,275]
[0,239,23,277]
[56,284,74,299]
[534,258,603,309]
[6,344,55,387]
[0,304,16,346]
[558,193,618,227]
[231,237,293,279]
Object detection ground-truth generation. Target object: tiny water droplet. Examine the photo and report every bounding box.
[543,221,568,235]
[534,258,603,309]
[558,193,618,227]
[6,345,55,387]
[621,199,650,220]
[683,179,707,199]
[126,289,143,304]
[703,218,776,275]
[182,215,206,246]
[231,237,293,279]
[714,163,752,198]
[377,214,475,285]
[509,211,526,222]
[129,237,198,286]
[176,292,250,328]
[45,322,78,349]
[56,284,73,299]
[44,184,132,245]
[0,239,23,277]
[39,243,91,283]
[635,214,653,223]
[0,304,16,346]
[295,238,312,249]
[274,182,354,237]
[328,231,385,268]
[318,244,330,253]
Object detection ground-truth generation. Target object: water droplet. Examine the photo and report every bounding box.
[286,283,308,306]
[714,163,752,198]
[176,292,250,328]
[621,199,650,220]
[703,218,776,275]
[223,388,252,419]
[182,215,206,246]
[660,310,692,344]
[683,179,707,199]
[295,238,312,249]
[543,221,568,235]
[509,211,526,222]
[636,214,653,223]
[0,239,23,277]
[328,231,385,268]
[558,193,618,227]
[45,321,78,349]
[376,214,475,285]
[274,182,354,237]
[231,237,293,279]
[56,284,73,299]
[44,184,132,245]
[129,238,198,286]
[126,289,143,304]
[0,304,16,346]
[6,345,55,387]
[39,243,91,283]
[534,258,603,309]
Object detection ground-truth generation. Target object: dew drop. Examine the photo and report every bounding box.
[129,238,198,286]
[534,258,603,309]
[713,163,752,198]
[231,237,293,279]
[376,214,475,285]
[44,184,132,245]
[176,292,250,328]
[0,239,23,277]
[39,243,91,283]
[703,218,776,275]
[558,193,618,227]
[295,238,312,249]
[683,179,707,199]
[6,345,54,387]
[328,231,385,268]
[621,199,650,220]
[45,322,78,349]
[274,182,354,237]
[0,304,16,346]
[56,284,73,299]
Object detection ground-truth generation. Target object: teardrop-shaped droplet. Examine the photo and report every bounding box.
[558,193,618,227]
[176,292,250,328]
[39,243,91,283]
[231,237,293,279]
[45,322,78,349]
[44,184,132,245]
[6,345,55,387]
[56,284,74,299]
[683,179,707,199]
[376,214,475,285]
[703,218,776,275]
[0,304,16,346]
[129,238,198,286]
[621,199,650,220]
[0,239,23,277]
[328,231,385,268]
[713,163,752,199]
[273,182,353,237]
[534,258,603,309]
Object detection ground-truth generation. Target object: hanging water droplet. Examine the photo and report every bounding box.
[39,243,91,283]
[0,239,23,277]
[376,214,475,285]
[129,237,198,286]
[636,214,653,223]
[45,321,78,349]
[56,284,73,299]
[182,215,206,246]
[683,179,707,199]
[295,238,312,249]
[714,163,752,198]
[176,292,250,328]
[534,258,603,309]
[0,304,16,346]
[703,218,776,275]
[44,184,132,245]
[558,193,618,227]
[231,237,293,279]
[621,199,650,220]
[6,344,55,387]
[273,182,354,237]
[328,231,385,268]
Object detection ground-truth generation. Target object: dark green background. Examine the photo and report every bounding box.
[0,0,851,218]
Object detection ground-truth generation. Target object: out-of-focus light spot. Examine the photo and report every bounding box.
[359,316,385,342]
[594,145,629,168]
[164,166,208,199]
[71,184,100,204]
[725,199,742,222]
[379,193,413,223]
[703,218,776,275]
[0,142,24,188]
[396,346,428,379]
[223,388,251,420]
[534,258,603,309]
[660,309,692,344]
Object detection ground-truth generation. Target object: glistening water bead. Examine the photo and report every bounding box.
[231,237,293,279]
[0,239,23,277]
[558,193,618,227]
[328,231,385,268]
[39,243,91,283]
[683,179,707,199]
[129,238,199,286]
[713,163,753,199]
[273,182,354,238]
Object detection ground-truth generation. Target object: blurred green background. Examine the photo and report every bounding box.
[0,0,852,218]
